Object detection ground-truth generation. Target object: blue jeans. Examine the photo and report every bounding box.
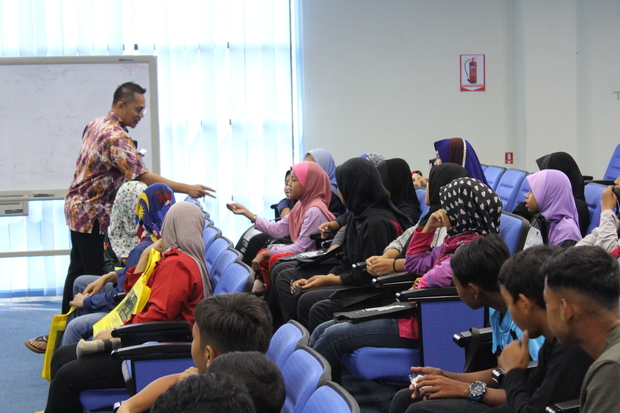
[60,312,107,346]
[310,318,417,372]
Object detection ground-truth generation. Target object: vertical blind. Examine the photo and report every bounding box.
[0,0,297,298]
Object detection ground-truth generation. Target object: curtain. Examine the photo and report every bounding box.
[0,0,296,298]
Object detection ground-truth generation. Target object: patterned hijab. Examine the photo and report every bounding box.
[360,152,385,166]
[527,170,582,245]
[108,181,147,259]
[440,177,501,237]
[420,163,470,227]
[434,138,488,185]
[160,202,211,296]
[305,148,338,192]
[135,183,176,241]
[288,161,336,242]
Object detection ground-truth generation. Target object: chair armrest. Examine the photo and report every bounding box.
[111,342,192,361]
[453,327,494,348]
[112,321,192,347]
[395,287,459,302]
[545,399,580,413]
[372,271,417,287]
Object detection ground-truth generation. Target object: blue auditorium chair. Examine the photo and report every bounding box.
[494,169,527,212]
[339,287,485,386]
[483,165,506,190]
[205,236,233,273]
[281,346,332,413]
[499,211,530,255]
[267,320,310,369]
[584,183,607,234]
[209,247,242,290]
[79,321,193,411]
[212,260,254,294]
[512,174,531,212]
[603,143,620,181]
[416,188,429,217]
[202,224,222,252]
[301,381,360,413]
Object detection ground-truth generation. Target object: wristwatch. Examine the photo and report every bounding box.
[468,381,487,403]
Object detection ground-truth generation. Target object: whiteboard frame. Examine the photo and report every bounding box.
[0,55,160,201]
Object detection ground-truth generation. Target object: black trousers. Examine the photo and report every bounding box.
[45,342,124,413]
[390,388,493,413]
[63,220,105,313]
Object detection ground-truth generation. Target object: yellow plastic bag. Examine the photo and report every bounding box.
[42,306,76,381]
[92,248,161,336]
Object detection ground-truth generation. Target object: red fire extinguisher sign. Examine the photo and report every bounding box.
[505,152,513,164]
[460,54,485,92]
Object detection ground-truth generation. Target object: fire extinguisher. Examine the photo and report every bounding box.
[465,58,477,84]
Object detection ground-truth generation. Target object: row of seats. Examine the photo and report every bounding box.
[482,164,607,235]
[268,320,359,413]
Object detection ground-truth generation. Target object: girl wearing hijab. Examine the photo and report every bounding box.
[524,169,582,247]
[277,158,412,330]
[513,151,590,236]
[44,202,208,413]
[309,177,502,378]
[25,181,149,353]
[54,184,176,346]
[377,158,421,225]
[405,177,502,288]
[228,161,336,286]
[365,163,470,277]
[433,137,488,185]
[305,148,346,216]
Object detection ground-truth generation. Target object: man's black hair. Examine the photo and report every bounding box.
[209,352,285,413]
[542,245,620,310]
[498,245,557,309]
[194,293,273,354]
[150,373,255,413]
[112,82,146,106]
[450,234,510,293]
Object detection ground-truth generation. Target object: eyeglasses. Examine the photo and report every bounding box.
[123,102,148,115]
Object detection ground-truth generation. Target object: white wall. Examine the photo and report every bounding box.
[300,0,620,178]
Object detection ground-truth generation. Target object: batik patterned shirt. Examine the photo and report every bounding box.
[65,112,148,234]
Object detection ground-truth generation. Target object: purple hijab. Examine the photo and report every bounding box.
[434,138,488,185]
[527,170,582,245]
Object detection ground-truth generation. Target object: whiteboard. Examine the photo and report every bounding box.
[0,56,160,200]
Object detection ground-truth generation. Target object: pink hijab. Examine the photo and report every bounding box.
[287,161,336,242]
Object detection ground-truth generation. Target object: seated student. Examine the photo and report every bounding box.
[59,183,176,346]
[306,175,502,336]
[577,184,620,252]
[513,152,590,236]
[24,180,149,353]
[117,293,273,413]
[208,352,285,413]
[150,373,256,413]
[365,163,470,277]
[228,161,336,286]
[389,236,544,413]
[493,247,592,412]
[42,202,210,413]
[236,169,296,269]
[433,137,488,185]
[377,158,421,225]
[524,169,582,247]
[277,157,411,330]
[542,245,620,413]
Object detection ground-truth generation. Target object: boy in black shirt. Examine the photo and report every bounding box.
[494,246,593,412]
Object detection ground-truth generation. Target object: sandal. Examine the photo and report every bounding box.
[24,335,48,354]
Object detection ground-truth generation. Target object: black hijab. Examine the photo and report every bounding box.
[376,158,420,225]
[535,151,590,236]
[419,163,470,227]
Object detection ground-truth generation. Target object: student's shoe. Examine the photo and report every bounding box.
[24,335,48,354]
